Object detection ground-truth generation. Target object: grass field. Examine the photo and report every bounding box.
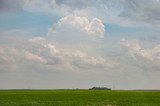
[0,90,160,106]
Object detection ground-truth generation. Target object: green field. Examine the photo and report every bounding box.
[0,90,160,106]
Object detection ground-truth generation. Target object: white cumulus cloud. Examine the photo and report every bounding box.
[47,15,105,42]
[121,38,160,61]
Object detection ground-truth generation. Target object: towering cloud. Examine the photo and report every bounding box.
[47,15,105,44]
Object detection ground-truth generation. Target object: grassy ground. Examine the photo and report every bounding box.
[0,90,160,106]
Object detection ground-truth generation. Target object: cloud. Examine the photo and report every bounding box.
[0,36,111,73]
[0,0,23,13]
[120,38,160,73]
[28,36,112,72]
[24,51,47,63]
[0,46,20,72]
[121,38,160,61]
[0,29,160,89]
[0,15,111,73]
[21,0,160,27]
[22,0,93,15]
[1,0,160,27]
[120,0,160,26]
[0,46,17,64]
[47,14,105,43]
[2,0,160,27]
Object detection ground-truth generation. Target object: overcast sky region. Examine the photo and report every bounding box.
[0,0,160,90]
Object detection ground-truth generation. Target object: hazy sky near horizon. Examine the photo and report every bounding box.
[0,0,160,89]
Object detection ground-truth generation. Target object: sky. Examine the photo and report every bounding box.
[0,0,160,90]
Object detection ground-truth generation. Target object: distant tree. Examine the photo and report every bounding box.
[89,87,111,90]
